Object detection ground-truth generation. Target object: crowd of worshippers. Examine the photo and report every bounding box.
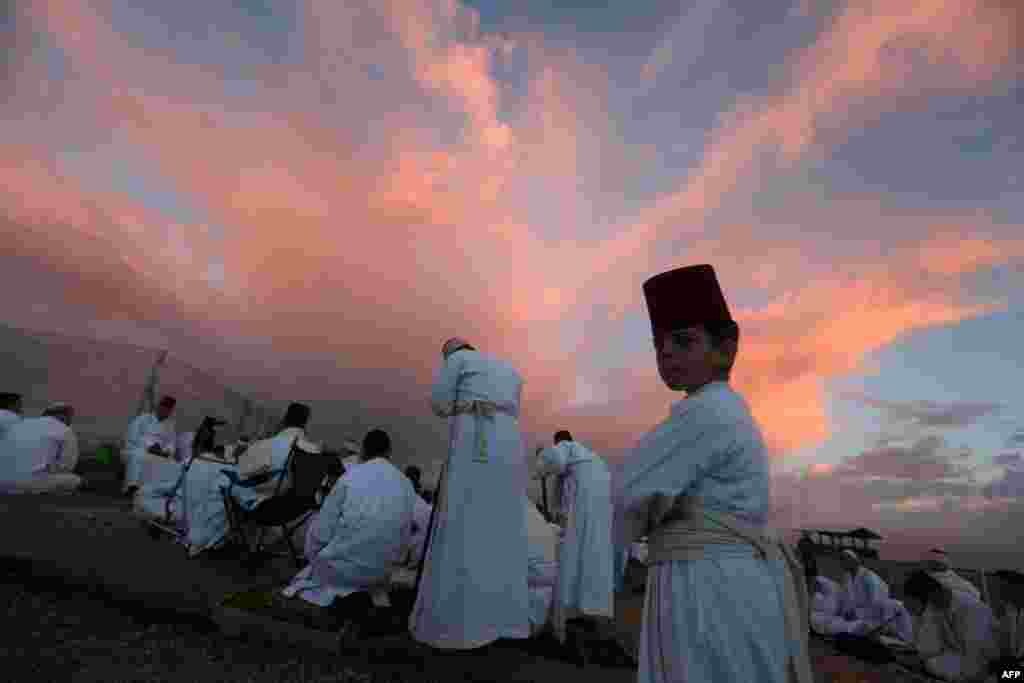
[805,547,1024,681]
[5,263,1024,683]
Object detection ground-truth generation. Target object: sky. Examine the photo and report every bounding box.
[2,0,1023,564]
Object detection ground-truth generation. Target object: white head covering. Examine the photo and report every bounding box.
[442,337,471,357]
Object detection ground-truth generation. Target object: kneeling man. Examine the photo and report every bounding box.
[282,429,416,622]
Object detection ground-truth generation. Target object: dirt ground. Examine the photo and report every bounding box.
[0,477,940,683]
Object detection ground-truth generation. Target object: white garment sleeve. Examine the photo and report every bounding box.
[55,430,79,473]
[613,412,735,546]
[124,415,143,450]
[429,354,463,417]
[536,443,569,478]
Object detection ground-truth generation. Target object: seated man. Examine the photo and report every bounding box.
[233,403,319,507]
[989,569,1024,673]
[903,570,999,682]
[839,549,914,642]
[0,403,82,494]
[281,429,415,629]
[924,549,983,601]
[0,392,23,438]
[135,418,224,524]
[122,396,178,496]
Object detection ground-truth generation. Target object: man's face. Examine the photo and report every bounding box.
[653,326,717,392]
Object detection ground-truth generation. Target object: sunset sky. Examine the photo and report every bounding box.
[2,0,1022,562]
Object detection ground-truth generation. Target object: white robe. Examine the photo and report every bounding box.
[122,413,177,492]
[0,410,21,439]
[929,569,982,601]
[283,458,415,607]
[914,591,999,681]
[404,496,433,568]
[526,496,559,635]
[613,381,794,683]
[998,604,1023,662]
[0,415,81,494]
[410,348,531,650]
[231,427,315,508]
[175,432,196,463]
[536,439,614,641]
[841,566,914,642]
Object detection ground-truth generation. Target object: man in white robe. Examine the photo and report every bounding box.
[282,429,415,617]
[183,404,317,555]
[535,429,614,643]
[410,337,531,651]
[0,392,23,438]
[838,549,914,642]
[924,549,983,601]
[903,569,999,681]
[122,395,178,495]
[0,403,82,494]
[613,264,813,683]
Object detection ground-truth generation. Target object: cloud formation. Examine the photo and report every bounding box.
[2,0,1022,492]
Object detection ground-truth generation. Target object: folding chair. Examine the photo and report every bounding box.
[220,438,336,568]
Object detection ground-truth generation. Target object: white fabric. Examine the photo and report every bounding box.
[536,440,614,642]
[613,381,799,683]
[182,457,243,555]
[403,496,433,567]
[0,416,81,494]
[526,496,560,635]
[998,604,1023,660]
[839,566,913,641]
[122,413,177,491]
[930,569,982,601]
[0,410,21,439]
[282,457,416,607]
[175,432,195,463]
[232,427,315,508]
[914,590,999,681]
[410,348,531,650]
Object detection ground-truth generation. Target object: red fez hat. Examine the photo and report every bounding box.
[642,264,733,334]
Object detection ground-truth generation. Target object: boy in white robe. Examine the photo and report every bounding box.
[0,392,23,438]
[0,403,82,494]
[613,264,813,683]
[122,395,178,495]
[903,569,999,682]
[282,429,415,625]
[410,338,531,651]
[839,549,914,642]
[535,429,614,643]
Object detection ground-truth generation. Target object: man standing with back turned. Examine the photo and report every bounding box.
[613,264,813,683]
[409,337,531,651]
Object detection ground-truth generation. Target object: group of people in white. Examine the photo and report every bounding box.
[3,264,1023,683]
[806,547,1024,681]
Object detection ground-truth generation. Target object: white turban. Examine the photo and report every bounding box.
[442,337,471,357]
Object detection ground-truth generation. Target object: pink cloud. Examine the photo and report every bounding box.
[9,0,1024,472]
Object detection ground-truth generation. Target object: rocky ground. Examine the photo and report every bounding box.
[1,573,396,683]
